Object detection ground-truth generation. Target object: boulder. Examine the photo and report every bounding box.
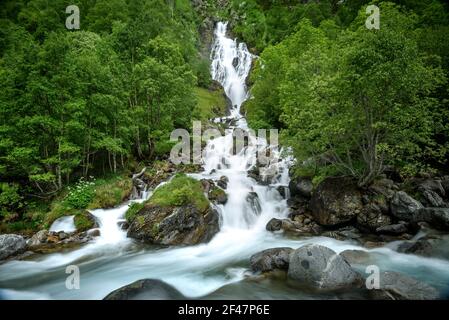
[127,204,220,245]
[309,177,363,226]
[287,244,363,290]
[74,211,98,232]
[412,207,449,230]
[265,218,322,236]
[0,234,27,260]
[390,191,423,221]
[250,247,293,272]
[289,177,313,198]
[266,218,282,231]
[340,250,375,265]
[421,190,445,207]
[376,223,408,235]
[357,203,392,232]
[217,176,229,190]
[418,179,445,197]
[103,279,185,300]
[397,238,434,257]
[371,271,439,300]
[27,230,49,247]
[208,186,228,205]
[441,177,449,195]
[246,192,261,215]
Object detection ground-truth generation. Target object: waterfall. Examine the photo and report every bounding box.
[1,21,449,300]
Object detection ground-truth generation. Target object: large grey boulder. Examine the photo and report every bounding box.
[250,247,293,272]
[413,207,449,230]
[371,271,439,300]
[103,279,185,300]
[127,204,220,245]
[287,244,363,290]
[309,177,363,226]
[390,191,423,221]
[289,177,313,198]
[0,234,27,260]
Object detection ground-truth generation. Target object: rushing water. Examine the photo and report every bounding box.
[1,22,449,300]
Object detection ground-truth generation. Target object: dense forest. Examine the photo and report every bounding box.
[0,0,448,233]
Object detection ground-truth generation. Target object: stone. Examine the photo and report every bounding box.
[371,271,439,300]
[0,234,27,260]
[127,204,220,245]
[246,192,261,215]
[390,191,423,221]
[412,207,449,230]
[103,279,185,300]
[27,230,49,247]
[287,244,363,290]
[266,218,282,232]
[340,250,375,265]
[310,177,363,226]
[376,223,408,235]
[421,190,445,207]
[357,203,392,231]
[418,179,445,197]
[250,247,293,272]
[289,177,313,198]
[217,176,228,190]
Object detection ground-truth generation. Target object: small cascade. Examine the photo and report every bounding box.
[49,216,76,233]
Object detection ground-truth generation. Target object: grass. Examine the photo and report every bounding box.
[125,202,145,223]
[193,87,227,121]
[88,176,132,209]
[149,173,209,212]
[74,212,95,232]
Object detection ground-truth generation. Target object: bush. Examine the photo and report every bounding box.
[149,173,209,212]
[65,178,96,209]
[0,183,24,218]
[125,202,145,223]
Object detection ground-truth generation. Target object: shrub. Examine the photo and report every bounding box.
[65,178,96,209]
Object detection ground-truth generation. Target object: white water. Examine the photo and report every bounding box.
[1,22,449,300]
[49,216,76,233]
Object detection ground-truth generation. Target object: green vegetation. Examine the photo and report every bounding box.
[242,1,449,186]
[0,0,212,231]
[73,211,95,232]
[149,173,209,212]
[125,202,145,223]
[193,87,227,121]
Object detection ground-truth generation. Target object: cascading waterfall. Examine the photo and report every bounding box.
[1,22,449,300]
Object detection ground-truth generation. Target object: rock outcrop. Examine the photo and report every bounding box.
[103,279,185,300]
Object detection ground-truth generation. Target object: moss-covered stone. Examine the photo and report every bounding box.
[74,211,97,232]
[127,174,220,245]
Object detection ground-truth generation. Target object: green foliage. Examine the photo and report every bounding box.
[247,2,449,185]
[88,176,132,209]
[149,173,209,212]
[193,87,227,121]
[65,178,96,209]
[0,183,24,217]
[125,202,145,223]
[74,212,95,232]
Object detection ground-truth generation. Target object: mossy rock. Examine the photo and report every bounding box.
[88,177,133,209]
[74,211,97,232]
[208,186,228,205]
[127,174,220,245]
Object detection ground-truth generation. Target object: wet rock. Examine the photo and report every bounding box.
[289,177,313,198]
[0,234,27,260]
[413,207,449,230]
[27,230,49,247]
[418,179,445,197]
[74,211,98,232]
[250,247,293,273]
[208,186,228,205]
[321,226,362,242]
[103,279,185,300]
[246,192,261,215]
[421,190,445,207]
[87,229,101,237]
[309,177,363,227]
[376,222,408,235]
[127,204,220,245]
[390,191,423,221]
[58,231,68,240]
[276,186,287,199]
[397,238,433,256]
[287,244,363,290]
[200,179,214,194]
[340,250,375,265]
[370,271,439,300]
[266,218,282,231]
[217,176,229,190]
[357,203,392,232]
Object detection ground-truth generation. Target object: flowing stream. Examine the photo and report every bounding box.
[1,22,449,300]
